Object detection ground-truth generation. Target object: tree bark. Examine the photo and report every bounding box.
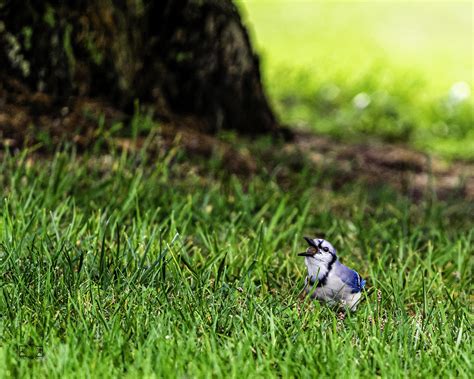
[0,0,279,135]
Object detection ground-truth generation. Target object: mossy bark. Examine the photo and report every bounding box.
[0,0,278,134]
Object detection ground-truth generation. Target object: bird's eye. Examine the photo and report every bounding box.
[323,247,329,252]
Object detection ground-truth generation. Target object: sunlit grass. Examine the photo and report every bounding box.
[239,0,473,160]
[241,0,472,86]
[0,140,472,377]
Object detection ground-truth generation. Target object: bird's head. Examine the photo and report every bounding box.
[298,237,337,266]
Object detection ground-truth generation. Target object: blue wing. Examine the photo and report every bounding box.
[334,261,366,293]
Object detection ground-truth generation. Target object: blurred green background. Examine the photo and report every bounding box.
[238,0,473,160]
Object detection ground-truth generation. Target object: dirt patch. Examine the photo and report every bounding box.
[1,78,472,201]
[0,76,127,149]
[288,131,473,201]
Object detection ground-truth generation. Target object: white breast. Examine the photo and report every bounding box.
[308,271,362,310]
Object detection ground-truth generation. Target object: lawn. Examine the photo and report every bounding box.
[0,1,472,377]
[239,0,473,160]
[0,139,472,377]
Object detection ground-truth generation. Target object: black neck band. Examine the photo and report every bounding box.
[309,254,337,287]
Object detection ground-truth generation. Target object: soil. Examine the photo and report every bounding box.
[287,131,473,201]
[1,78,472,202]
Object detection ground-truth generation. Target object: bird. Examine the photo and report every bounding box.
[298,237,366,311]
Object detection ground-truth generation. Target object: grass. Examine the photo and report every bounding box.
[239,0,474,160]
[0,134,472,377]
[0,2,472,375]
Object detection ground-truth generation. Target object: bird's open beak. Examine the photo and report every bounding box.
[304,236,317,247]
[298,252,311,257]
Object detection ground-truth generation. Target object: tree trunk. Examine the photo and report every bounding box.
[0,0,280,136]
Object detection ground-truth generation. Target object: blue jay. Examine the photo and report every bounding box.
[298,237,366,311]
